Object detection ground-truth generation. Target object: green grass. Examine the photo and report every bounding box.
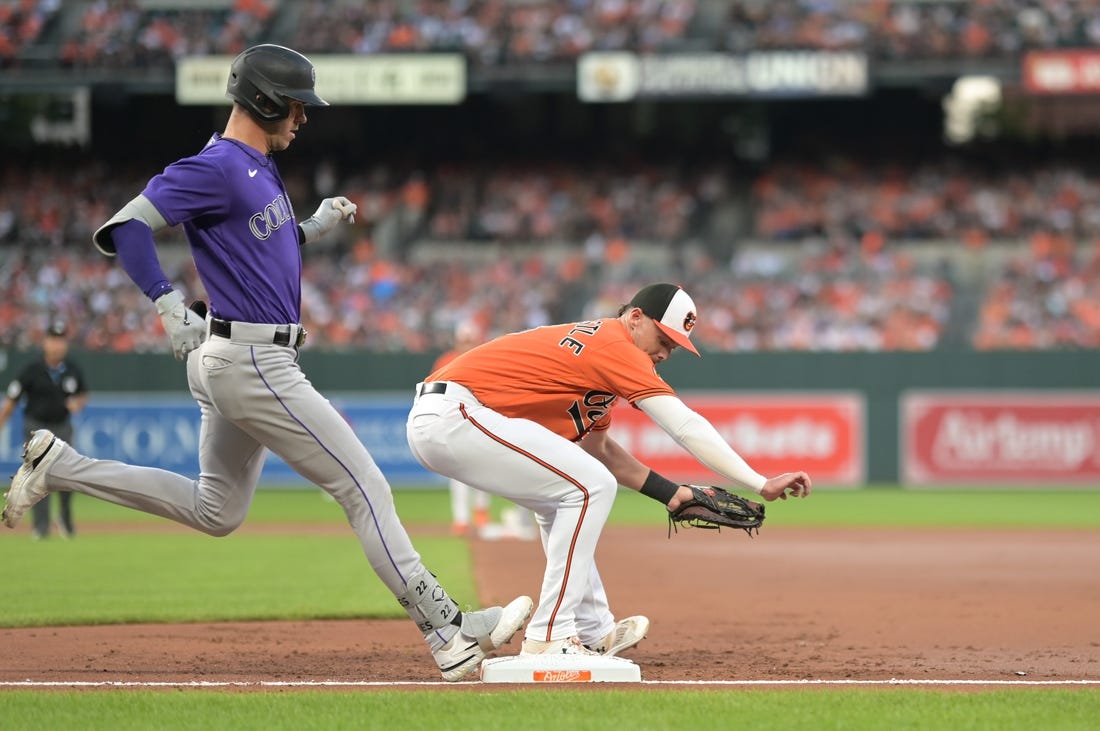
[0,531,475,627]
[417,484,1098,528]
[416,484,1100,528]
[68,485,1100,528]
[620,486,1100,528]
[0,688,1096,731]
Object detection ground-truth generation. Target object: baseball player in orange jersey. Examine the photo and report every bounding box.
[407,283,812,657]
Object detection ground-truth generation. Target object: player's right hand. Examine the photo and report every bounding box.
[759,471,812,501]
[155,289,207,360]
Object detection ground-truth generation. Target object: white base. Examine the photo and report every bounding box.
[480,653,642,683]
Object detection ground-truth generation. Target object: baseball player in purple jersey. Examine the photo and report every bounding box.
[1,44,532,681]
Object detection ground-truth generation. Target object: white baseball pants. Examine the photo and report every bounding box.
[407,381,619,644]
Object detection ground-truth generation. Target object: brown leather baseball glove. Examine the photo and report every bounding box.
[668,484,765,537]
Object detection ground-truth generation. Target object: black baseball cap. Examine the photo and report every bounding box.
[628,283,699,356]
[46,320,68,337]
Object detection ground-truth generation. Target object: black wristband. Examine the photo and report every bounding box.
[640,470,680,505]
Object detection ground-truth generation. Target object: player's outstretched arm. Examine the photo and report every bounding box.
[637,394,768,493]
[637,395,813,502]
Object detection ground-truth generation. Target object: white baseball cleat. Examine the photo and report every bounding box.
[434,594,534,681]
[520,636,599,656]
[3,429,63,529]
[585,615,650,657]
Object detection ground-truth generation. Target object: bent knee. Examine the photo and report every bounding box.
[201,521,240,538]
[592,472,618,500]
[194,508,247,537]
[562,469,617,505]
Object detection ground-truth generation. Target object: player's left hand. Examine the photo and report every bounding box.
[667,484,766,537]
[299,196,357,243]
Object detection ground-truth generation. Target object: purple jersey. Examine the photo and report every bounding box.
[142,133,302,324]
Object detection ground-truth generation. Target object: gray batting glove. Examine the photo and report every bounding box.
[299,196,358,244]
[155,290,207,360]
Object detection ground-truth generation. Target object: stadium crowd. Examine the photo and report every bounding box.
[2,154,1099,352]
[0,0,58,67]
[288,0,698,65]
[719,0,1100,59]
[974,234,1100,349]
[10,0,1100,71]
[11,153,1099,255]
[753,157,1100,243]
[58,0,274,69]
[4,1,1100,352]
[271,0,1100,63]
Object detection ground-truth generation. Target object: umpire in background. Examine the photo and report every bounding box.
[0,320,87,539]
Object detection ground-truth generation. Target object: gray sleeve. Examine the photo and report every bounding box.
[92,194,168,255]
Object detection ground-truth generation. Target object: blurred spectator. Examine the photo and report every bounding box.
[973,236,1100,349]
[59,0,273,70]
[0,0,59,68]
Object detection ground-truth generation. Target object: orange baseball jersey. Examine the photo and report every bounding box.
[429,318,675,441]
[431,349,461,373]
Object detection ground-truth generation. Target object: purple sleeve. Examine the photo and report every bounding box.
[111,219,173,301]
[145,155,228,225]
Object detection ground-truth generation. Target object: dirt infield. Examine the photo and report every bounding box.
[1,526,1097,684]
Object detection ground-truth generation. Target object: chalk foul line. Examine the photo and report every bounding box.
[0,678,1097,688]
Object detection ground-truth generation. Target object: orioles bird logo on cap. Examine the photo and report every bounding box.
[683,312,696,332]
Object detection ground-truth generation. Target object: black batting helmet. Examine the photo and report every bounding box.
[225,44,328,122]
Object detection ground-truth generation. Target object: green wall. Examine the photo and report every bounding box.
[18,349,1100,483]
